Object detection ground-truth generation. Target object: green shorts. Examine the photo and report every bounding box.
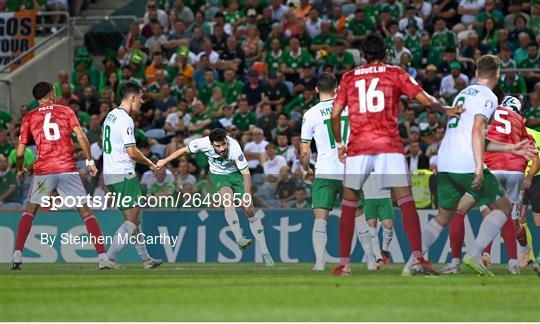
[364,198,394,220]
[106,176,142,211]
[312,177,342,210]
[210,172,244,195]
[437,169,505,210]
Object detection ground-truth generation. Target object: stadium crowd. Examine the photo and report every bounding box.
[1,0,540,210]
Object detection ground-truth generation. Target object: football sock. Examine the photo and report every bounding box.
[422,218,444,252]
[107,221,137,261]
[369,227,383,260]
[133,226,151,261]
[355,215,374,264]
[15,211,35,251]
[224,207,243,242]
[483,242,492,254]
[249,216,269,255]
[339,199,358,265]
[468,209,507,259]
[382,227,393,252]
[523,223,535,261]
[515,223,528,247]
[397,195,423,258]
[500,218,517,260]
[83,215,106,254]
[449,211,466,260]
[312,218,327,265]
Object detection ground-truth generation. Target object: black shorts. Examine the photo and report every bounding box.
[522,175,540,213]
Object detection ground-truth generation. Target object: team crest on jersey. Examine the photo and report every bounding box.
[127,127,133,135]
[238,154,245,162]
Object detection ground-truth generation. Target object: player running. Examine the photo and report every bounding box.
[300,73,376,272]
[442,96,539,275]
[11,82,117,270]
[330,33,463,276]
[156,128,275,266]
[102,82,162,269]
[404,55,535,276]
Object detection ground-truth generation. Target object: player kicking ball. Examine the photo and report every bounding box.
[156,128,274,266]
[441,96,538,275]
[102,82,162,269]
[300,73,376,272]
[406,55,536,276]
[330,34,463,276]
[12,82,117,270]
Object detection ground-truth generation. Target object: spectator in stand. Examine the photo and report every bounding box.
[172,0,194,25]
[419,111,441,145]
[398,5,424,32]
[440,61,469,101]
[420,64,441,97]
[262,72,290,112]
[244,69,264,107]
[175,159,197,192]
[56,81,78,107]
[520,42,540,92]
[289,186,309,208]
[79,86,100,115]
[406,141,430,172]
[144,0,169,32]
[458,0,485,27]
[425,126,445,158]
[244,128,269,174]
[275,165,297,207]
[233,97,257,132]
[0,154,20,209]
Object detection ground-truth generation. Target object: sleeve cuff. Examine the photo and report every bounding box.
[301,138,312,143]
[124,143,136,147]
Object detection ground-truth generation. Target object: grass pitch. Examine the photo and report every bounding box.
[1,263,539,321]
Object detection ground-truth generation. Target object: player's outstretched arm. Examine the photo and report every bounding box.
[471,116,487,190]
[486,139,538,160]
[73,126,98,177]
[156,146,189,169]
[415,91,464,117]
[126,145,156,170]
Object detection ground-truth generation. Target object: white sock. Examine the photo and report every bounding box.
[382,227,393,251]
[355,215,374,263]
[107,221,137,261]
[249,216,269,255]
[469,209,507,259]
[312,218,327,265]
[451,258,461,265]
[224,207,243,242]
[133,226,150,261]
[370,227,383,260]
[422,218,444,252]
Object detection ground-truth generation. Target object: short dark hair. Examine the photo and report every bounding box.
[32,82,53,100]
[209,128,227,143]
[476,54,499,78]
[120,82,142,99]
[317,73,338,94]
[361,33,387,63]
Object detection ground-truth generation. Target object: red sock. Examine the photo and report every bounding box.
[83,215,106,254]
[501,218,517,259]
[449,211,466,260]
[483,242,492,254]
[397,196,422,258]
[15,211,35,251]
[515,224,528,247]
[339,199,358,265]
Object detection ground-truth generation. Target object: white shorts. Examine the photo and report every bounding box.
[27,172,88,206]
[344,153,410,191]
[492,170,524,220]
